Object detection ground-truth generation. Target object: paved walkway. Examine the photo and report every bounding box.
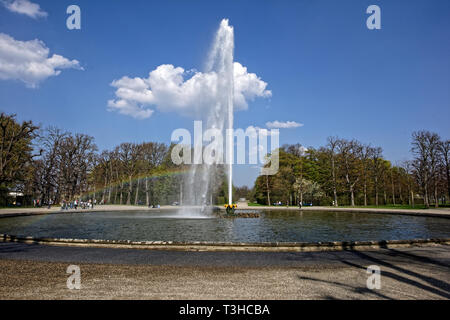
[1,204,449,218]
[0,205,173,217]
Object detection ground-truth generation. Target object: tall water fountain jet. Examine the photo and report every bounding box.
[182,19,234,215]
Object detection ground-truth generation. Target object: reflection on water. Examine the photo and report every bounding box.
[0,210,449,243]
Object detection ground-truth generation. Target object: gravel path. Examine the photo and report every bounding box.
[0,243,449,299]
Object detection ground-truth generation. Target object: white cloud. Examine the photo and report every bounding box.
[266,120,303,129]
[0,33,82,87]
[233,62,272,109]
[1,0,47,19]
[108,62,271,119]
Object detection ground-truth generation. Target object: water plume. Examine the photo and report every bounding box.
[181,19,234,215]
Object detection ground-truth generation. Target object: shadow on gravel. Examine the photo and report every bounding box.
[387,248,450,269]
[341,250,450,299]
[0,242,35,253]
[296,274,393,300]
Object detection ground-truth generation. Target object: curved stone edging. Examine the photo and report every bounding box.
[1,233,449,252]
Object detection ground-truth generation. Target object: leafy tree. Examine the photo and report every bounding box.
[0,113,39,205]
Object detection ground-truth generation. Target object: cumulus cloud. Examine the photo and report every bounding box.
[108,62,271,119]
[0,33,82,87]
[1,0,47,18]
[266,120,303,129]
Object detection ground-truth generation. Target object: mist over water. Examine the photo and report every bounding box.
[182,19,234,215]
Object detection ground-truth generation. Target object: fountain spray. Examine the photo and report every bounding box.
[182,19,234,213]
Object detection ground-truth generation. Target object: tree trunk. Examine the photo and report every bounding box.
[434,180,439,208]
[407,184,411,205]
[349,178,357,207]
[391,172,396,205]
[102,174,107,203]
[145,178,150,206]
[363,180,367,206]
[350,186,355,207]
[374,175,379,206]
[424,187,429,208]
[107,186,111,204]
[126,176,132,205]
[108,162,113,204]
[119,180,124,205]
[331,157,338,207]
[446,164,450,201]
[266,175,271,206]
[134,178,140,205]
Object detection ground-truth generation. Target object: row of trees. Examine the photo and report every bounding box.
[1,112,231,207]
[90,142,182,206]
[253,132,449,208]
[1,111,448,208]
[0,113,187,206]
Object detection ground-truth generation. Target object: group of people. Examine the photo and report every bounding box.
[61,199,97,210]
[33,198,53,209]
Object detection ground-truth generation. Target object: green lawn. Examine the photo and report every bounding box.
[247,203,265,207]
[339,204,450,209]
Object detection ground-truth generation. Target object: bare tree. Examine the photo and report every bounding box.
[58,133,97,200]
[359,144,374,206]
[96,151,112,204]
[337,139,362,207]
[326,137,339,206]
[438,140,450,202]
[141,142,168,206]
[428,133,441,207]
[371,147,384,206]
[402,160,415,207]
[411,131,441,208]
[117,143,141,205]
[38,127,67,204]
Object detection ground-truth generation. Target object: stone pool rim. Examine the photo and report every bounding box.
[1,208,449,252]
[1,233,449,252]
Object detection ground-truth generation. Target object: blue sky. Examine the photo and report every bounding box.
[0,0,449,186]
